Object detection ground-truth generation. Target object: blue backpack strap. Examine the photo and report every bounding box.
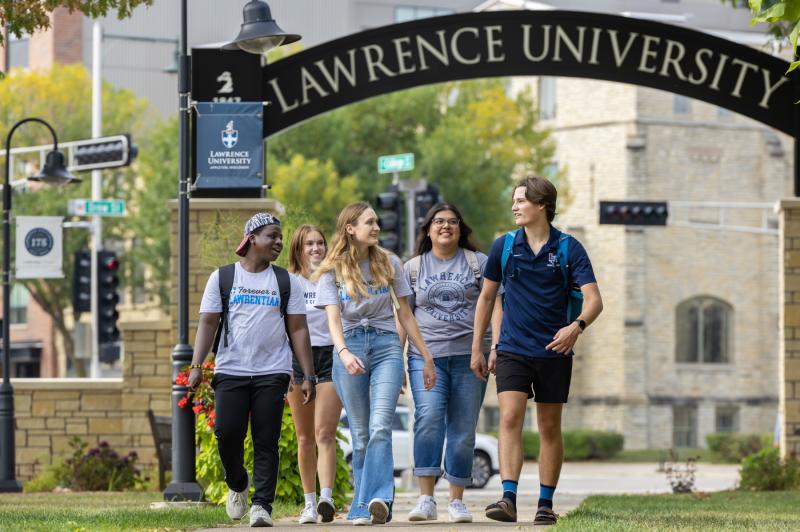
[556,232,571,288]
[500,230,517,284]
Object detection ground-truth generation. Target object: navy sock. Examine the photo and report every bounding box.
[501,479,518,507]
[538,483,556,509]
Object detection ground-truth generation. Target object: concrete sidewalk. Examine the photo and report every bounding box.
[196,461,740,530]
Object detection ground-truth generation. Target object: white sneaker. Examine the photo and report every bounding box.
[448,499,473,523]
[250,504,273,527]
[299,502,318,524]
[317,497,336,523]
[368,498,390,524]
[225,474,250,520]
[408,495,437,521]
[352,517,372,526]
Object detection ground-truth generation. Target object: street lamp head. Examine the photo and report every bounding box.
[223,1,301,54]
[28,150,81,185]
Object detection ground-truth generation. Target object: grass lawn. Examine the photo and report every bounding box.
[606,448,718,463]
[557,491,800,531]
[0,491,301,531]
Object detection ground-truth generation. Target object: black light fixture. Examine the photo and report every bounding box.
[1,117,79,493]
[223,1,301,54]
[28,150,80,185]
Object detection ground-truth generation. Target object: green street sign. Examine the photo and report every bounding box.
[68,199,127,217]
[378,153,414,174]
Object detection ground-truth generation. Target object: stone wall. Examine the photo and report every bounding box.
[12,321,172,480]
[779,199,800,459]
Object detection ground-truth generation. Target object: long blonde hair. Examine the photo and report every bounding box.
[312,202,395,301]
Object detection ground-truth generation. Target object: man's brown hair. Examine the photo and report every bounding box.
[514,175,557,223]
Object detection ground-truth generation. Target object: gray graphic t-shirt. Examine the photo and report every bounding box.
[316,254,412,333]
[298,274,332,347]
[405,249,494,358]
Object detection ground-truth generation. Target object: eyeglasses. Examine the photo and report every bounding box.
[432,218,460,227]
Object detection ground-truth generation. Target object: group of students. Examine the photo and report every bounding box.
[187,175,603,527]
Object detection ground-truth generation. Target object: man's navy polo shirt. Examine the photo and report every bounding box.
[484,225,596,358]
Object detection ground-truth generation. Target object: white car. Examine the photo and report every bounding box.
[338,405,499,488]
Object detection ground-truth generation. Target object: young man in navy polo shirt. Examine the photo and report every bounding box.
[470,176,603,526]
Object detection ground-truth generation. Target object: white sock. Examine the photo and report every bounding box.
[320,487,333,500]
[304,492,316,506]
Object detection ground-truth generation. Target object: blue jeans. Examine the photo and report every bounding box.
[408,354,487,486]
[333,326,403,520]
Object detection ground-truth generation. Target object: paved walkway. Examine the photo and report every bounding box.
[197,462,740,530]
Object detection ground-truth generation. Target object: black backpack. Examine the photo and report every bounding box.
[212,263,292,354]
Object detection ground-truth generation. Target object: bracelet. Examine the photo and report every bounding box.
[338,347,350,356]
[189,364,203,369]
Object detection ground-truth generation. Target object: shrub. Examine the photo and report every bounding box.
[181,361,351,506]
[739,448,800,491]
[706,432,772,463]
[23,457,70,493]
[62,437,142,491]
[563,431,624,460]
[516,430,623,460]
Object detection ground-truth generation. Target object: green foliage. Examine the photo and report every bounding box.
[23,457,70,493]
[724,1,800,73]
[739,447,800,491]
[270,154,360,236]
[61,437,143,491]
[516,430,623,460]
[268,79,558,250]
[183,363,350,506]
[0,1,153,45]
[706,432,773,463]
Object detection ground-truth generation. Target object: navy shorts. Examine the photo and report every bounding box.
[292,345,334,384]
[495,351,572,403]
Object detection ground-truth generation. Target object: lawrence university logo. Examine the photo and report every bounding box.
[25,228,54,257]
[221,120,238,148]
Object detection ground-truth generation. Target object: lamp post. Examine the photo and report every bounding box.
[0,117,80,493]
[165,0,300,501]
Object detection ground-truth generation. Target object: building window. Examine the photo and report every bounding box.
[673,95,690,114]
[673,405,697,448]
[10,284,29,325]
[538,77,556,120]
[715,406,739,433]
[676,296,732,363]
[395,6,454,23]
[8,33,29,70]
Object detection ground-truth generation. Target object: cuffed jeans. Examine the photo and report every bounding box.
[408,354,487,486]
[212,372,290,512]
[333,326,403,520]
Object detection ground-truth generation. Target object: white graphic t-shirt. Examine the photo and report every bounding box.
[199,263,306,376]
[298,274,332,347]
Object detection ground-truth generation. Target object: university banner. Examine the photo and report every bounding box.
[195,101,264,191]
[16,216,63,279]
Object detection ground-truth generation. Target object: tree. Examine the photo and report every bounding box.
[724,1,800,71]
[1,64,153,375]
[269,154,359,236]
[268,79,560,250]
[0,0,152,45]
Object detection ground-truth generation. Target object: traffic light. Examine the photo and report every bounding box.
[376,184,404,255]
[72,250,92,314]
[97,251,120,344]
[415,183,443,225]
[599,201,668,226]
[72,134,138,172]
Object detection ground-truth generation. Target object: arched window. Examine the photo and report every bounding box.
[676,296,732,363]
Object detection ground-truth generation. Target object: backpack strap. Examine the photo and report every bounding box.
[464,249,481,282]
[273,265,293,348]
[212,263,236,354]
[500,230,517,285]
[407,255,421,293]
[556,232,571,289]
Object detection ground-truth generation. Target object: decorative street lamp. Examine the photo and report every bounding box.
[166,0,300,501]
[0,117,80,493]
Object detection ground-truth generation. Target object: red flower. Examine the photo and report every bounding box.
[192,404,204,414]
[178,396,189,408]
[208,410,216,420]
[207,419,215,428]
[203,361,215,369]
[175,372,189,386]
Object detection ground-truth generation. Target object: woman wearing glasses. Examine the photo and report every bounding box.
[400,203,503,523]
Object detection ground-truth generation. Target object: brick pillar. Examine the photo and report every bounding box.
[28,7,83,70]
[779,199,800,459]
[168,198,285,342]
